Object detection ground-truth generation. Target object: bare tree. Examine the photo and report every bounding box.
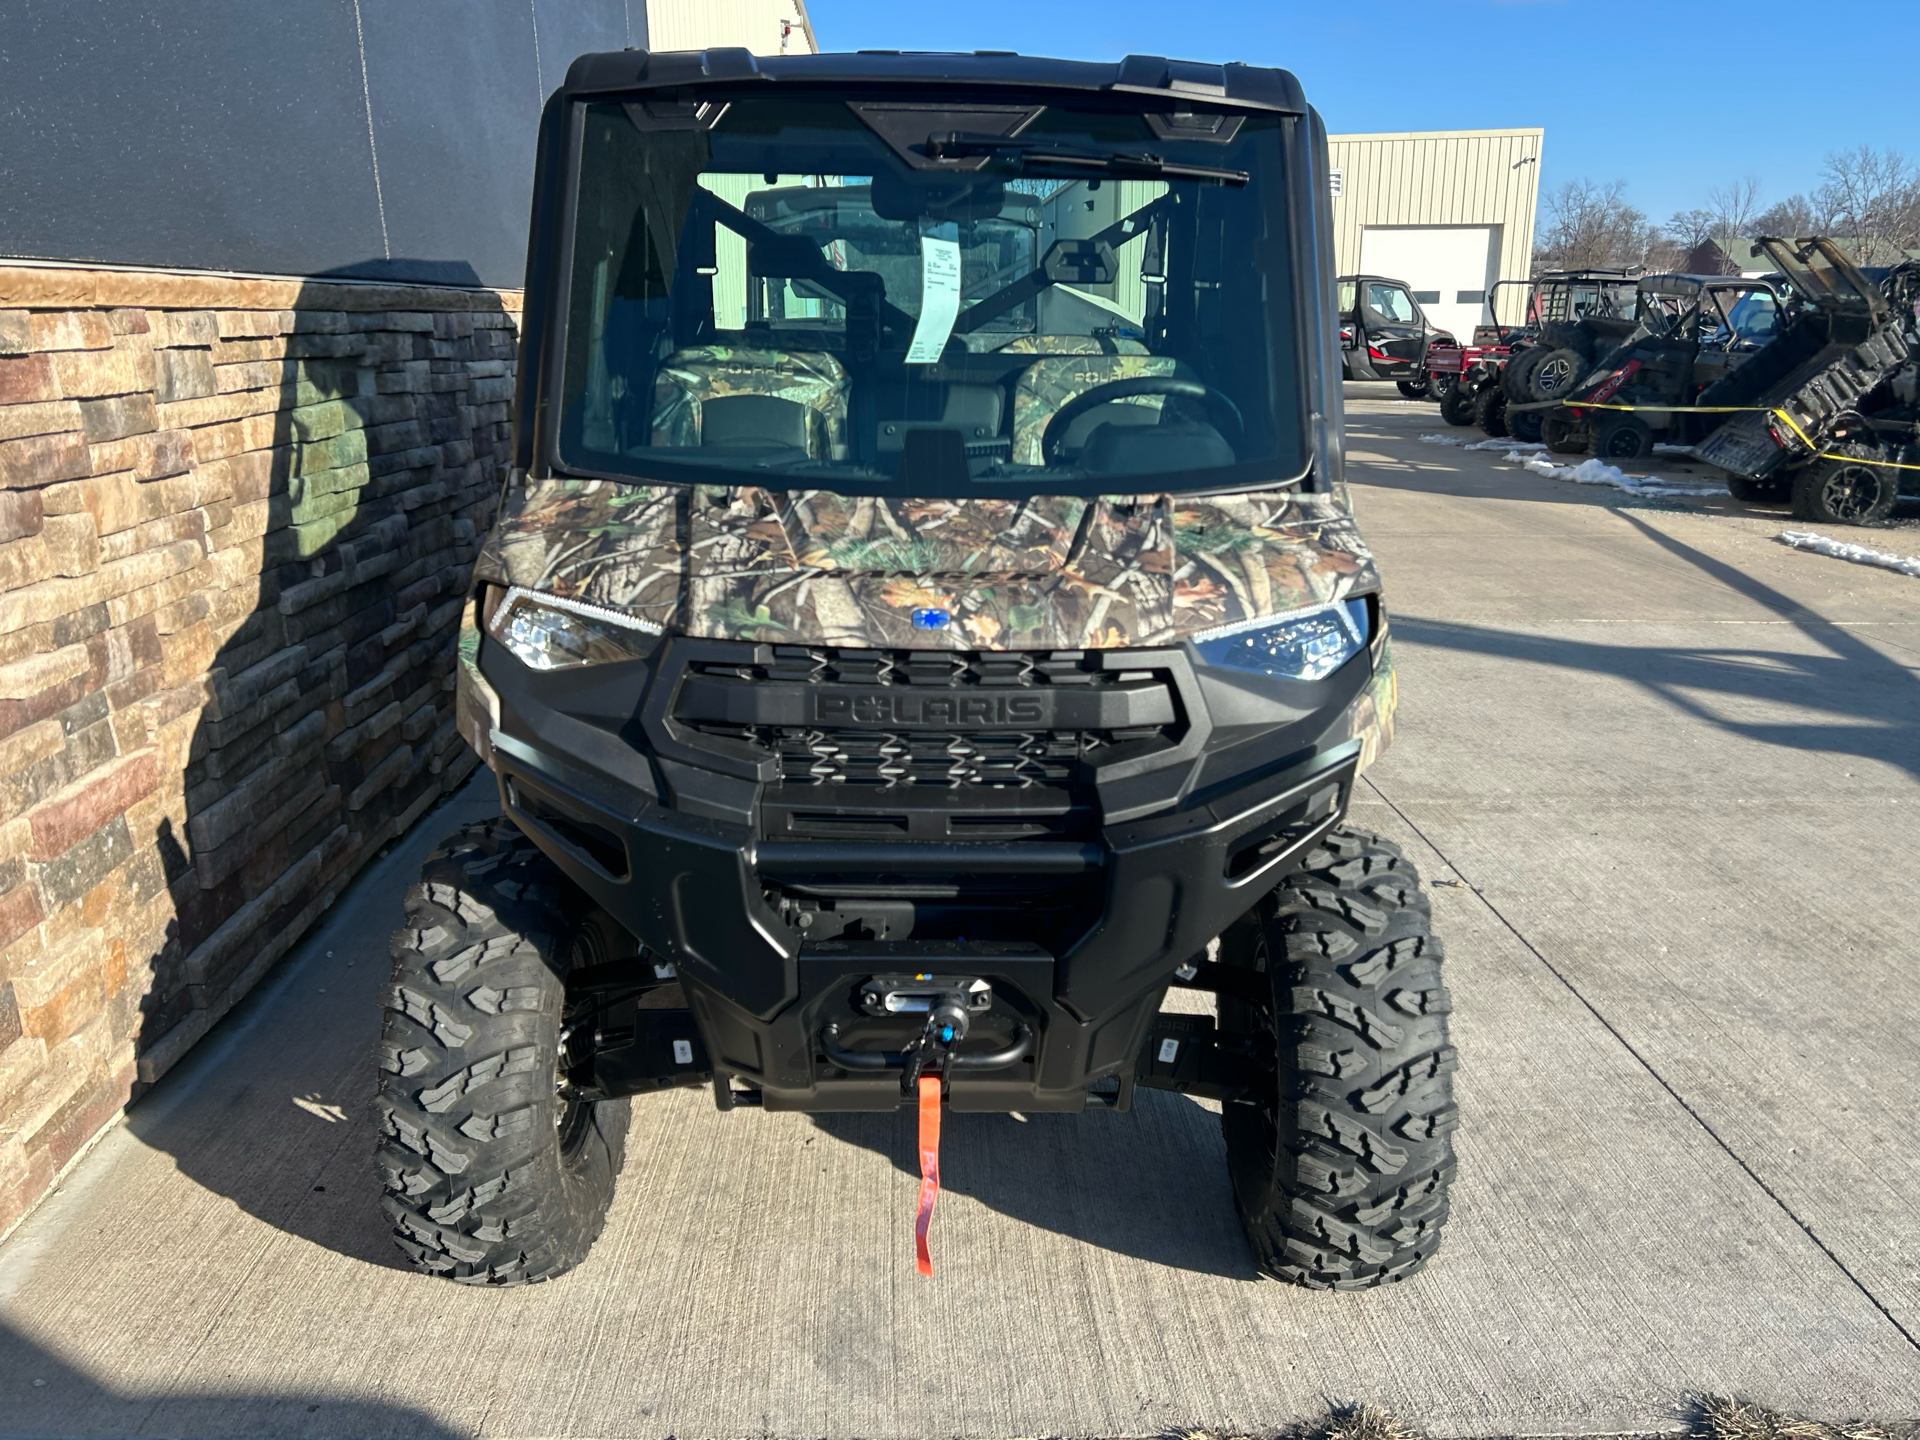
[1707,176,1763,238]
[1658,178,1764,272]
[1752,193,1821,238]
[1534,179,1657,273]
[1814,145,1920,261]
[1666,207,1719,251]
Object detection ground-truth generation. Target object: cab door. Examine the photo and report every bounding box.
[1337,278,1363,379]
[1360,280,1425,377]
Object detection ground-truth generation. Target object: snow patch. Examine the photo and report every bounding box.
[1422,432,1720,498]
[1777,530,1920,579]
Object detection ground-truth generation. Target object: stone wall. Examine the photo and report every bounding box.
[0,264,519,1239]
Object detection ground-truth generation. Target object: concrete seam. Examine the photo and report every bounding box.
[350,0,391,260]
[1361,772,1920,1355]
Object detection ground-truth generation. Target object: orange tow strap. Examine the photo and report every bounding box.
[914,1074,942,1276]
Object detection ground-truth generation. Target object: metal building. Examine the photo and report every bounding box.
[1327,128,1543,343]
[0,0,816,289]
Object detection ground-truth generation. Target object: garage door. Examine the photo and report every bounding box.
[1358,226,1500,344]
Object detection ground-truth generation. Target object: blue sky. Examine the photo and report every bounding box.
[808,0,1918,227]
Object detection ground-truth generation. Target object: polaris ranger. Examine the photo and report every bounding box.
[380,47,1454,1290]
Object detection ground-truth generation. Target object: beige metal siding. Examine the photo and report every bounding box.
[1326,129,1543,290]
[644,0,818,54]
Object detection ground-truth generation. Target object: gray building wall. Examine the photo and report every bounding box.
[0,0,646,289]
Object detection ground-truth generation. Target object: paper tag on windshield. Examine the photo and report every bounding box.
[905,236,962,364]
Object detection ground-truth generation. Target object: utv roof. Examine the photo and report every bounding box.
[1639,273,1783,296]
[558,47,1307,114]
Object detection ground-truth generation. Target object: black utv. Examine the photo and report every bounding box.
[379,47,1455,1291]
[1337,274,1454,396]
[1692,237,1919,524]
[1527,273,1789,458]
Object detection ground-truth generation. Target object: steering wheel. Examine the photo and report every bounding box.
[1040,377,1245,465]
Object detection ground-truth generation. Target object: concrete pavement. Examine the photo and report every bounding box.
[0,385,1915,1438]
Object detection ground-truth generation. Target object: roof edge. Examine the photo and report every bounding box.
[1328,128,1544,142]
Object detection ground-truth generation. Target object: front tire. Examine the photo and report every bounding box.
[1396,379,1431,399]
[1473,384,1509,438]
[1219,829,1457,1289]
[377,818,631,1285]
[1438,383,1476,427]
[1541,413,1588,455]
[1595,414,1654,461]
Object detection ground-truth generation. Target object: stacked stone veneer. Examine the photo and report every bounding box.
[0,265,520,1238]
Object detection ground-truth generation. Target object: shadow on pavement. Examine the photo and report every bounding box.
[115,778,503,1278]
[1399,613,1919,778]
[1391,498,1920,781]
[810,1089,1262,1280]
[0,1319,462,1439]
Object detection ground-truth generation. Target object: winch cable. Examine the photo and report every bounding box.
[914,1073,943,1276]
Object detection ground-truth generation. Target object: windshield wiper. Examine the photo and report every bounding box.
[924,132,1248,186]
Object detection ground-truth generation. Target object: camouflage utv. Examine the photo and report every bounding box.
[379,48,1455,1290]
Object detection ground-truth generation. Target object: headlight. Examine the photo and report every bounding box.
[485,586,658,671]
[1188,598,1371,681]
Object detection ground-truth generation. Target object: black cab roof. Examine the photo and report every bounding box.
[558,47,1307,114]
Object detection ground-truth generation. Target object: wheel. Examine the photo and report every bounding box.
[378,817,631,1285]
[1502,348,1545,402]
[1594,414,1653,461]
[1472,384,1508,438]
[1508,406,1544,444]
[1396,380,1430,400]
[1438,384,1476,427]
[1727,476,1791,505]
[1218,828,1457,1289]
[1541,414,1587,456]
[1526,347,1584,402]
[1790,451,1899,526]
[1430,374,1457,404]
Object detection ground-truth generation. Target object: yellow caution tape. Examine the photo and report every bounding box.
[1566,401,1920,471]
[1573,402,1779,413]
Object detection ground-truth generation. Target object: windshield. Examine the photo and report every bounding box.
[1722,289,1779,342]
[556,96,1301,495]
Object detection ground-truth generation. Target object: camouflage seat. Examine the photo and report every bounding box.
[1006,337,1190,465]
[650,346,849,459]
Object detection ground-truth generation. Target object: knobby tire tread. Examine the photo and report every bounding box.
[1219,827,1457,1289]
[376,817,630,1285]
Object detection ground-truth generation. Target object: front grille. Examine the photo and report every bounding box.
[762,725,1109,788]
[677,643,1176,790]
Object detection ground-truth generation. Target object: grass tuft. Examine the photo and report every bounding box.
[1699,1396,1909,1440]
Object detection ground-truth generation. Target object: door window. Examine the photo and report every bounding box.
[1365,283,1417,324]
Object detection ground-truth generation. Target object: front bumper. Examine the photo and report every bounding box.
[474,629,1379,1112]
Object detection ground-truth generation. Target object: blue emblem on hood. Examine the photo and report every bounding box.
[910,608,951,630]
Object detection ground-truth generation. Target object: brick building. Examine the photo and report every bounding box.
[0,0,818,1240]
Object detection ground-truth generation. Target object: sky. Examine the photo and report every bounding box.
[807,0,1919,230]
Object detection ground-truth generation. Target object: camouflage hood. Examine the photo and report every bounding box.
[474,479,1380,651]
